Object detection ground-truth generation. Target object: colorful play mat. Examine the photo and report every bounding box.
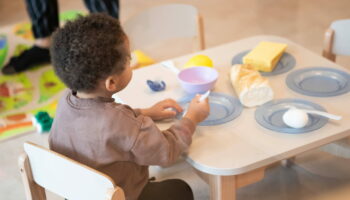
[0,11,85,142]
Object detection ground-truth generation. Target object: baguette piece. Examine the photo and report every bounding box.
[230,64,274,107]
[243,41,287,72]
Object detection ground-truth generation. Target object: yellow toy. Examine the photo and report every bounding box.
[130,50,155,69]
[183,54,213,68]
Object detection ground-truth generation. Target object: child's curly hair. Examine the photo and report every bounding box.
[51,13,128,92]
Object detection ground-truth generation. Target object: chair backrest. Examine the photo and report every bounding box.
[123,4,205,54]
[323,19,350,61]
[19,142,125,200]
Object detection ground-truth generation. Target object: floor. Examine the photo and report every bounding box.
[1,0,350,199]
[1,0,350,66]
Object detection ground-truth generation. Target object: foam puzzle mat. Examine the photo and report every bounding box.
[0,11,85,142]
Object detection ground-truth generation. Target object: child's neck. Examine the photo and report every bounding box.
[76,90,113,99]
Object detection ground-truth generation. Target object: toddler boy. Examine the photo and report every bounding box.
[49,13,209,200]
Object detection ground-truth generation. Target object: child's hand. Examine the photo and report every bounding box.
[141,99,183,121]
[184,94,210,125]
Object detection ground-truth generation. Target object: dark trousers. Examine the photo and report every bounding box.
[64,179,193,200]
[138,179,194,200]
[25,0,119,39]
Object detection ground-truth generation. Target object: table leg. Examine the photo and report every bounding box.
[281,157,295,168]
[208,175,236,200]
[194,167,266,200]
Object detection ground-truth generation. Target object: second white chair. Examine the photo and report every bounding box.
[123,4,205,61]
[322,19,350,62]
[321,18,350,159]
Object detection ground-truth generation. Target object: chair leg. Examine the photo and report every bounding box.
[18,154,46,200]
[107,187,125,200]
[322,28,336,62]
[197,14,206,50]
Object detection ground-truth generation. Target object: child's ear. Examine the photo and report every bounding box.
[104,76,119,92]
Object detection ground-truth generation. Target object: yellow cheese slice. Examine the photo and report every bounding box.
[243,41,287,72]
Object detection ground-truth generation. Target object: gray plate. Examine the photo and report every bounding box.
[255,99,328,134]
[286,67,350,97]
[231,50,296,76]
[176,92,243,126]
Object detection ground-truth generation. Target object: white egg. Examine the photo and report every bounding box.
[282,108,309,129]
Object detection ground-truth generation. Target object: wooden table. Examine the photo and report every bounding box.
[117,35,350,200]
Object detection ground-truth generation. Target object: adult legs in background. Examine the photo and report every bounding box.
[2,0,58,75]
[83,0,119,19]
[2,0,119,75]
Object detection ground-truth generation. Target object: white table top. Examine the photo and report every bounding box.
[117,35,350,176]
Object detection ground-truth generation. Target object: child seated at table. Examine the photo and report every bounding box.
[49,13,209,200]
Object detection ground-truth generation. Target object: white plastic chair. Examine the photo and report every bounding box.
[322,19,350,62]
[123,4,205,60]
[18,142,125,200]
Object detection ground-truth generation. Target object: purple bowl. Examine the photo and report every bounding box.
[178,66,218,93]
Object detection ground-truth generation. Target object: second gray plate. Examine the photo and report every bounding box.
[286,67,350,97]
[176,92,243,126]
[255,98,328,134]
[231,50,296,76]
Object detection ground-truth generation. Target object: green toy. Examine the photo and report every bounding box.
[59,10,85,22]
[32,111,53,133]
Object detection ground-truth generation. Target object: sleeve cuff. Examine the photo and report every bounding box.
[133,108,142,116]
[178,117,196,134]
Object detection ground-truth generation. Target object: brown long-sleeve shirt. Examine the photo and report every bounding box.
[49,91,195,200]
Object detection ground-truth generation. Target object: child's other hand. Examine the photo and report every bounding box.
[141,99,183,121]
[184,94,210,125]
